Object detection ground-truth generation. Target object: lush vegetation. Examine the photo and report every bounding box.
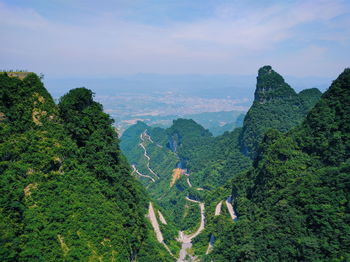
[208,68,350,261]
[188,128,251,189]
[120,119,250,230]
[0,73,173,261]
[240,65,322,158]
[166,118,213,167]
[1,65,335,261]
[120,66,323,258]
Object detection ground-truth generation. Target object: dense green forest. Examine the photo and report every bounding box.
[240,65,322,158]
[120,118,250,230]
[120,66,320,217]
[120,66,327,260]
[2,65,346,262]
[0,73,173,261]
[208,68,350,261]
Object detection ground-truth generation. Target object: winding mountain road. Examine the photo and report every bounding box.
[148,202,164,243]
[141,132,237,260]
[135,128,239,260]
[148,202,174,256]
[185,173,203,191]
[139,131,160,179]
[158,210,167,225]
[206,196,237,255]
[186,177,192,188]
[215,201,223,216]
[177,196,205,262]
[186,200,205,240]
[131,165,155,182]
[143,131,154,143]
[205,234,215,255]
[225,196,237,221]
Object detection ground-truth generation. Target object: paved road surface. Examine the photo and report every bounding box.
[226,196,237,221]
[131,165,155,182]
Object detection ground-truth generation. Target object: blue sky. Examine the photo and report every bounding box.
[1,0,349,77]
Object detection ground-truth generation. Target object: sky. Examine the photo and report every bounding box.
[1,0,350,78]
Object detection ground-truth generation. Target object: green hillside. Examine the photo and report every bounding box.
[0,73,173,261]
[240,65,322,158]
[120,66,322,204]
[209,68,350,261]
[2,66,332,261]
[120,67,324,258]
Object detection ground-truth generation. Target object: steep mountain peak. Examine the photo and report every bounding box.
[213,68,350,262]
[241,66,322,158]
[255,65,296,103]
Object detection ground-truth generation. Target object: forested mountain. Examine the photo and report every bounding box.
[240,65,322,158]
[120,65,322,202]
[1,65,341,262]
[209,68,350,261]
[167,119,212,168]
[120,66,325,261]
[116,110,245,137]
[0,73,173,261]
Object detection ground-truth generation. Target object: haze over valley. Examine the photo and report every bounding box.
[44,73,332,134]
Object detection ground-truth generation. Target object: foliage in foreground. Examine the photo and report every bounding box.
[0,73,173,261]
[210,68,350,261]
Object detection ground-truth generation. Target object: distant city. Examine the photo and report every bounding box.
[44,73,332,135]
[96,92,248,135]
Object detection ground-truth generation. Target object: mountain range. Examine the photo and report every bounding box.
[1,66,349,261]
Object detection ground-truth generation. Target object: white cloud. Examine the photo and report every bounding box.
[0,0,349,76]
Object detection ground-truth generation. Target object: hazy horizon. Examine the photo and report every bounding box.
[2,0,348,126]
[2,0,349,79]
[43,71,333,98]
